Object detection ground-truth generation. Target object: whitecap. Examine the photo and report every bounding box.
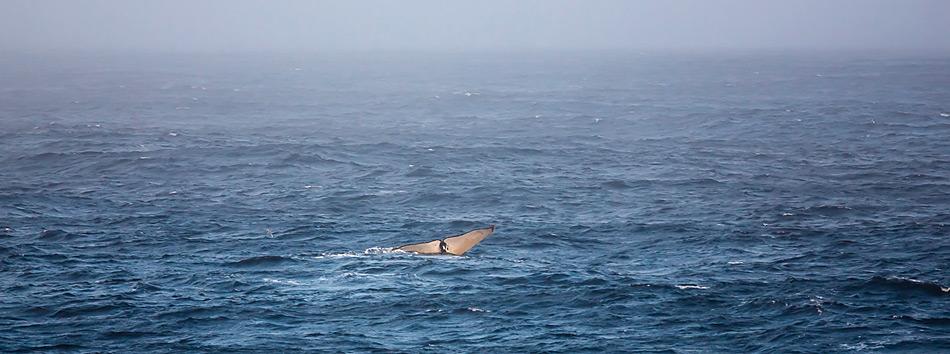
[263,278,302,286]
[675,284,709,290]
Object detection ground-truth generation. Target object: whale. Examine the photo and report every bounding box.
[396,225,495,256]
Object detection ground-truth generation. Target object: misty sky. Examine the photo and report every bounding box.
[2,0,948,53]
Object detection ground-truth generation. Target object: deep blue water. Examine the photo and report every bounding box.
[1,51,949,352]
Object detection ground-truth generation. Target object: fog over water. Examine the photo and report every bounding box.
[2,0,949,53]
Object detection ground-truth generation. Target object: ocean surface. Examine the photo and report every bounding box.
[1,51,949,353]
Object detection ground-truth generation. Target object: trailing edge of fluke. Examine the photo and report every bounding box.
[396,225,496,256]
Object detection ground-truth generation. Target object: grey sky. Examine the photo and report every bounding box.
[2,0,948,52]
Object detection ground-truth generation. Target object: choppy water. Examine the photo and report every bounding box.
[1,52,949,352]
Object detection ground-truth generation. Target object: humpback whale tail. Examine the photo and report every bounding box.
[396,225,496,256]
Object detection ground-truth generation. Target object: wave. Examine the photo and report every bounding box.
[280,152,348,165]
[863,276,949,297]
[227,255,298,267]
[601,180,633,189]
[893,315,950,326]
[37,229,80,241]
[405,166,440,177]
[51,302,126,318]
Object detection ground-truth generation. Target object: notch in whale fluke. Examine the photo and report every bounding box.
[396,225,496,256]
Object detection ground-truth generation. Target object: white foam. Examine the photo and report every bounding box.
[263,278,302,286]
[313,251,362,259]
[364,247,405,255]
[839,342,884,351]
[371,190,406,196]
[675,284,709,290]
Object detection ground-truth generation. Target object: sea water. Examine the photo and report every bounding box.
[1,51,948,352]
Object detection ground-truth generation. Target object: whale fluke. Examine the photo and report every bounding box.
[397,225,495,256]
